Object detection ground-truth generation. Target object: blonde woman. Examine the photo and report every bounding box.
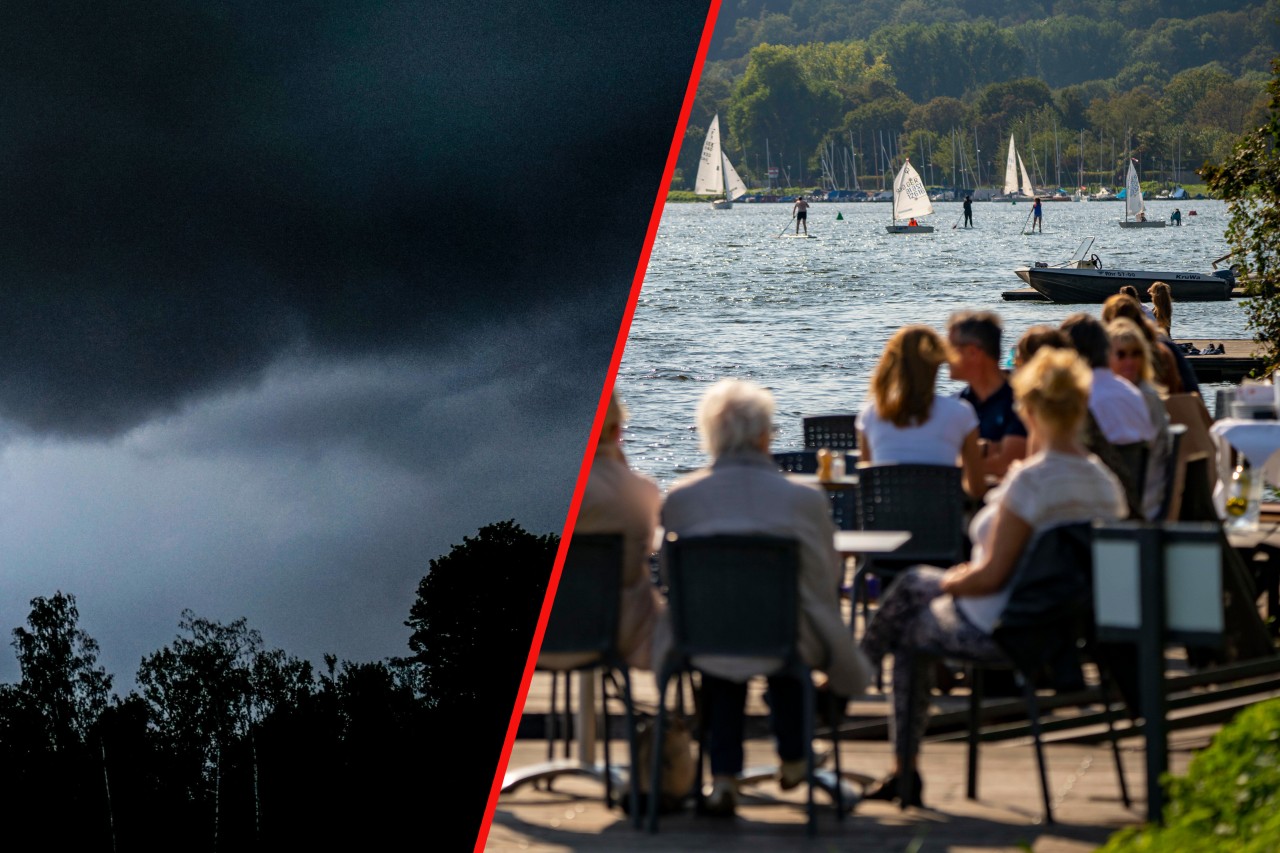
[1107,319,1172,520]
[856,325,986,498]
[1147,282,1173,337]
[859,347,1125,805]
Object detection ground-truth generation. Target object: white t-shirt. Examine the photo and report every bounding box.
[856,396,978,465]
[955,450,1126,633]
[1090,368,1157,445]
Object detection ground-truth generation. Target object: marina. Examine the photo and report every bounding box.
[618,199,1248,489]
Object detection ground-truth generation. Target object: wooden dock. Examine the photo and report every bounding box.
[1178,339,1266,383]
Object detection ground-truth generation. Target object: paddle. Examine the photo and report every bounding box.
[778,214,795,238]
[1020,208,1033,235]
[951,210,963,230]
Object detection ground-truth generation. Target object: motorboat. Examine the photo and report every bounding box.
[1022,250,1234,303]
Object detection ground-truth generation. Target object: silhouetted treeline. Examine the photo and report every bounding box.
[0,520,557,850]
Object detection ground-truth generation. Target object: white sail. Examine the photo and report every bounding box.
[693,113,747,202]
[1003,135,1034,196]
[1018,152,1034,196]
[1125,160,1144,219]
[1003,135,1019,195]
[892,159,933,221]
[723,151,748,201]
[693,115,725,195]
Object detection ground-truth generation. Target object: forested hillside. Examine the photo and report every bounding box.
[678,0,1280,192]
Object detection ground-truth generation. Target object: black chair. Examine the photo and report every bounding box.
[648,534,846,836]
[851,463,967,639]
[773,450,819,474]
[1113,442,1150,520]
[899,523,1131,822]
[503,534,642,825]
[803,414,859,451]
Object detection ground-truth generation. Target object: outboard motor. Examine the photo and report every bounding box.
[1212,268,1236,290]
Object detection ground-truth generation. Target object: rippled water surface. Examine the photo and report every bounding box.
[617,199,1244,488]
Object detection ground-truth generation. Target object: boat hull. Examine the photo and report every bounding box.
[1118,220,1166,228]
[1026,267,1232,303]
[886,225,934,234]
[710,199,732,210]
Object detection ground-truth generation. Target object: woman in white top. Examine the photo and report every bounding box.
[858,347,1126,806]
[857,325,986,498]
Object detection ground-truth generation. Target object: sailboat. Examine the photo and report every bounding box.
[994,134,1034,202]
[694,114,747,210]
[1118,158,1165,228]
[885,158,933,233]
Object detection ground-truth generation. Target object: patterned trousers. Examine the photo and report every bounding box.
[859,567,1006,759]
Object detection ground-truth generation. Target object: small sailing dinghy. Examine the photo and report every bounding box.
[694,114,747,210]
[1118,159,1165,228]
[994,134,1034,202]
[885,159,933,233]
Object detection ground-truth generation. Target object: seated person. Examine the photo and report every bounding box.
[1060,313,1156,446]
[859,347,1125,806]
[947,310,1027,478]
[857,325,986,498]
[907,217,919,227]
[541,391,663,671]
[1016,324,1145,519]
[656,379,872,815]
[1101,293,1186,395]
[1106,320,1172,521]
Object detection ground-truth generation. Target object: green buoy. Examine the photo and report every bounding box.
[836,211,843,220]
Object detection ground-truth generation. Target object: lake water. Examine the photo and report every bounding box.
[617,198,1245,489]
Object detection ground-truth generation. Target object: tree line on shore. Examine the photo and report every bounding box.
[0,519,556,850]
[676,2,1279,191]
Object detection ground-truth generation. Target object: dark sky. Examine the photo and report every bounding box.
[0,1,710,688]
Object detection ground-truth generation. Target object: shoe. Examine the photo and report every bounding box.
[703,777,738,816]
[861,770,924,807]
[778,758,807,791]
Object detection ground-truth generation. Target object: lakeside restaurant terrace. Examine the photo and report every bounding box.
[492,370,1280,850]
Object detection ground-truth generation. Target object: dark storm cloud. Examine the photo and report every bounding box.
[0,1,706,437]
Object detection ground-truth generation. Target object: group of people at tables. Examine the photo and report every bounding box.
[561,286,1193,818]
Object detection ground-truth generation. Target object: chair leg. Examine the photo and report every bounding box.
[1022,679,1055,824]
[967,665,983,800]
[899,652,917,810]
[548,671,558,763]
[563,674,574,759]
[647,669,672,834]
[803,677,817,837]
[829,692,845,820]
[619,668,642,828]
[1098,669,1132,810]
[601,670,612,808]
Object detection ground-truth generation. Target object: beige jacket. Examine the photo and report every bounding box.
[540,452,663,671]
[653,451,872,697]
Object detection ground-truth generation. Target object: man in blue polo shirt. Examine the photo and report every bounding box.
[947,310,1027,479]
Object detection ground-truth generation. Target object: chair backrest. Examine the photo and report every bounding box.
[1112,442,1150,518]
[664,534,800,662]
[802,414,859,451]
[540,533,623,657]
[1159,423,1189,521]
[991,522,1094,688]
[772,450,818,474]
[1164,392,1217,493]
[825,482,859,531]
[854,463,966,564]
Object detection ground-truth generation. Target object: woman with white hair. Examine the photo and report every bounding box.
[655,379,871,815]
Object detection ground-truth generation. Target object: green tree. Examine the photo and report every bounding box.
[11,591,113,751]
[1201,59,1280,375]
[403,519,557,710]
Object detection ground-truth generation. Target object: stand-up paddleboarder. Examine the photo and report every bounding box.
[793,196,809,235]
[963,195,973,228]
